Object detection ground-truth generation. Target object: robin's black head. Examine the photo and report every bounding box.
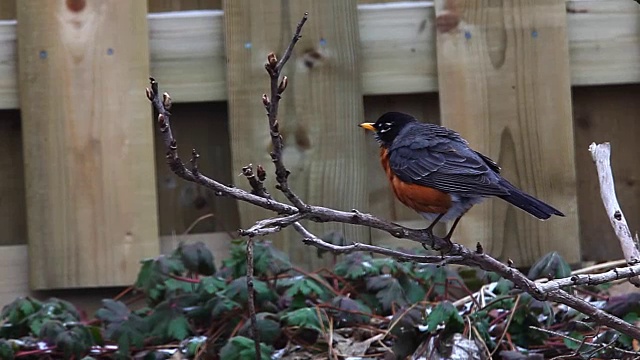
[359,112,418,147]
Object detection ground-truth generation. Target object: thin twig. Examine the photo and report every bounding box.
[246,237,261,359]
[572,259,628,275]
[146,76,640,340]
[242,164,270,198]
[263,13,309,210]
[531,326,639,357]
[182,213,215,235]
[537,263,640,293]
[146,16,640,342]
[490,295,520,357]
[589,142,640,286]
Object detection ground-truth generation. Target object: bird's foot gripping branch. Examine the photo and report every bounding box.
[146,12,640,349]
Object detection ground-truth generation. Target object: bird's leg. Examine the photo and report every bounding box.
[443,215,463,244]
[421,213,445,250]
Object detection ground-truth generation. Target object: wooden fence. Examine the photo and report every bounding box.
[0,0,638,311]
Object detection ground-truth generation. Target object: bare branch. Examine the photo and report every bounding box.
[538,263,640,293]
[589,142,640,286]
[146,14,640,342]
[263,14,309,211]
[147,86,640,343]
[245,237,260,359]
[242,164,270,198]
[274,13,308,73]
[292,221,460,264]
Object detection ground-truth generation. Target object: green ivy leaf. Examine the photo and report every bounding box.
[470,311,495,349]
[366,275,408,312]
[221,240,292,278]
[39,320,65,344]
[219,336,273,360]
[494,278,514,294]
[334,253,376,280]
[329,296,372,328]
[425,301,464,335]
[527,251,571,281]
[285,277,327,299]
[254,241,292,277]
[370,257,411,275]
[398,275,426,303]
[184,337,206,357]
[238,313,282,345]
[224,278,275,305]
[0,339,14,360]
[147,298,194,342]
[135,255,186,304]
[282,307,327,332]
[96,299,148,356]
[164,278,196,294]
[167,316,190,341]
[173,241,216,276]
[198,276,226,295]
[563,331,586,351]
[208,295,241,319]
[55,326,94,359]
[28,298,81,336]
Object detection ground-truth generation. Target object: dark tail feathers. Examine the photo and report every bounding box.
[497,179,565,220]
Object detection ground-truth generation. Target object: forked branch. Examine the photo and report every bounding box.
[146,13,640,341]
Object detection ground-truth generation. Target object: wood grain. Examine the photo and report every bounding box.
[434,0,580,266]
[17,1,160,289]
[148,0,222,12]
[223,0,368,269]
[0,109,26,246]
[0,19,17,109]
[148,10,226,102]
[567,0,640,86]
[0,1,637,109]
[573,84,640,262]
[359,2,438,95]
[155,102,239,236]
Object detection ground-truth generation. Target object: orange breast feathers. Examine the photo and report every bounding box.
[380,148,452,214]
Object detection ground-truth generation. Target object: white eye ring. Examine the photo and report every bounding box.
[379,122,393,133]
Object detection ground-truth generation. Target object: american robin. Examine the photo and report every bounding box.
[359,112,564,243]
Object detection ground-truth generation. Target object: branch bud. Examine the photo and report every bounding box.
[267,52,278,67]
[278,76,288,94]
[257,165,266,181]
[145,87,153,101]
[162,92,172,110]
[262,94,270,107]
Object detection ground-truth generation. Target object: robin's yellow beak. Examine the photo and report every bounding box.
[359,123,376,132]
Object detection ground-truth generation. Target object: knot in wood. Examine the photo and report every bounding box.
[614,210,622,221]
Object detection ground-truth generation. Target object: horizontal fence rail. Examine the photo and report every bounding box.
[0,0,638,109]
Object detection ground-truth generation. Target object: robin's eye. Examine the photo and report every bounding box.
[379,122,392,133]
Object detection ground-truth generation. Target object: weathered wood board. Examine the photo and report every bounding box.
[434,0,580,265]
[18,1,160,289]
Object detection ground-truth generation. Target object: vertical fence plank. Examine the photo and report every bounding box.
[224,0,368,269]
[573,84,640,262]
[434,0,580,265]
[18,1,159,289]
